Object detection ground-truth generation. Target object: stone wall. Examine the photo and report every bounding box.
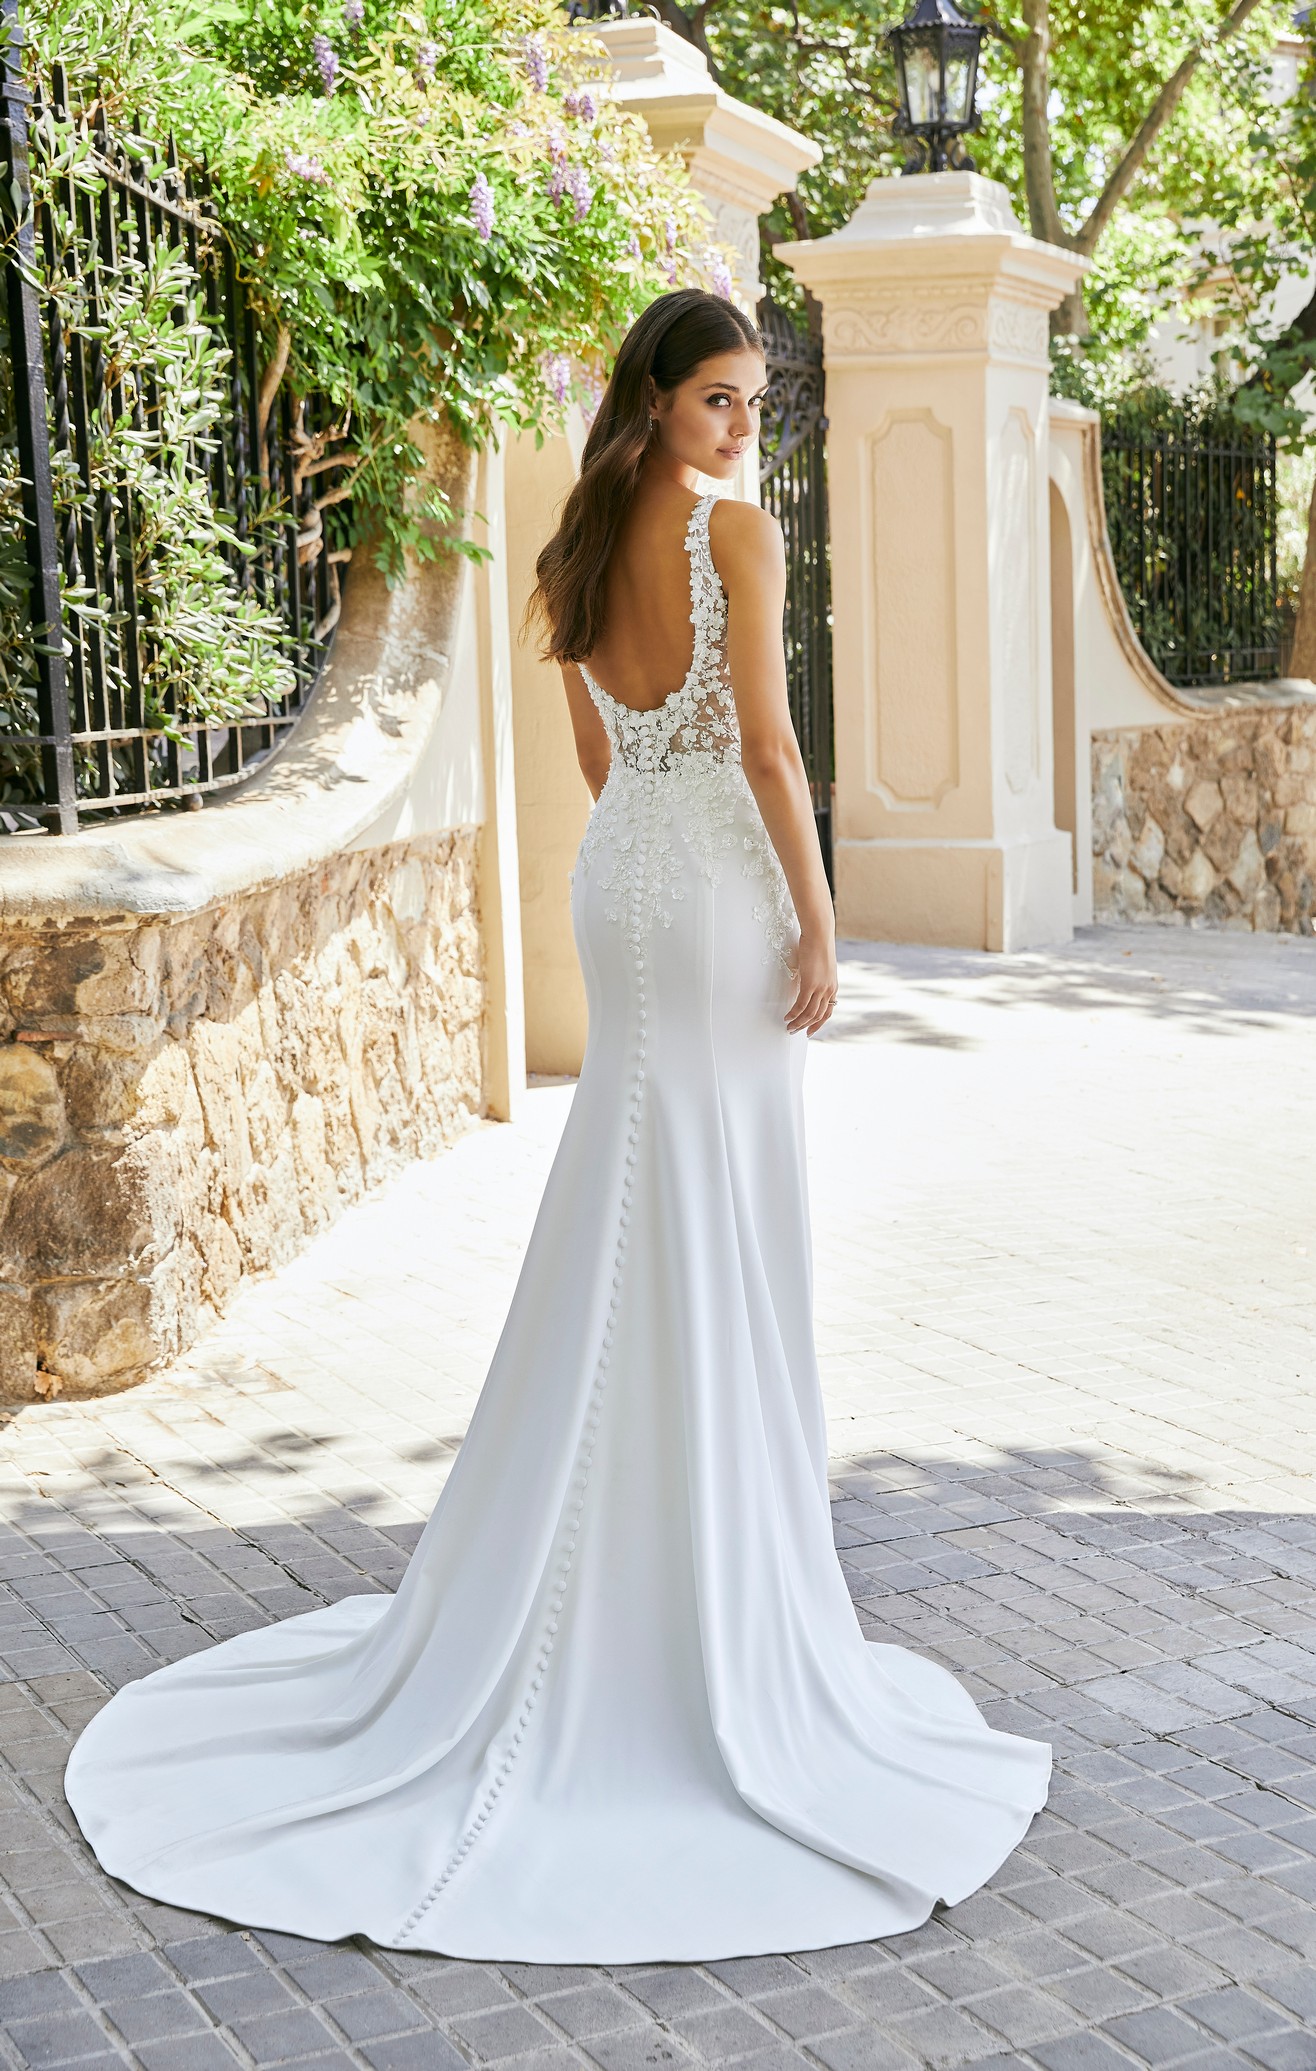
[0,829,484,1400]
[1092,701,1316,932]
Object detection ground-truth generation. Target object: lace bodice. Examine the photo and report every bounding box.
[578,495,738,771]
[573,492,795,973]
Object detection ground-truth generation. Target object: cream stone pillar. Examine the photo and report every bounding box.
[510,25,820,1077]
[592,18,820,305]
[781,174,1086,951]
[473,442,527,1119]
[590,17,820,503]
[504,419,588,1079]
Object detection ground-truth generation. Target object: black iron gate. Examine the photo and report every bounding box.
[0,7,340,835]
[757,294,833,885]
[1101,409,1280,689]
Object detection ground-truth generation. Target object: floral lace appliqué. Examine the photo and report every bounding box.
[574,496,796,972]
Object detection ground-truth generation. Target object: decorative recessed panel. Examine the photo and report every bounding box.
[996,408,1039,795]
[868,413,959,810]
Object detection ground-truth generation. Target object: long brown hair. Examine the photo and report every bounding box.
[526,289,763,665]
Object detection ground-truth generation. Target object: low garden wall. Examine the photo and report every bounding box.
[0,831,484,1400]
[0,425,508,1403]
[1092,698,1316,932]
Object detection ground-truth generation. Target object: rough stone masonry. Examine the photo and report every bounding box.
[0,830,485,1402]
[1093,700,1316,933]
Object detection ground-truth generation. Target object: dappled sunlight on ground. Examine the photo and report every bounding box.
[0,924,1311,2067]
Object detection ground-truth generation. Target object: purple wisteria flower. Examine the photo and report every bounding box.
[312,32,338,92]
[523,33,549,92]
[546,128,567,204]
[625,231,641,262]
[565,163,593,223]
[469,171,495,243]
[509,120,528,137]
[711,258,733,298]
[342,0,363,25]
[664,215,678,284]
[578,90,597,123]
[416,39,437,76]
[285,149,330,185]
[541,352,571,406]
[563,89,579,117]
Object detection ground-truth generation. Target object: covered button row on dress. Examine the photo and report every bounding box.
[395,942,650,1945]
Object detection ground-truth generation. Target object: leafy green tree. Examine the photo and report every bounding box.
[1217,28,1316,672]
[658,0,1287,376]
[662,0,1314,677]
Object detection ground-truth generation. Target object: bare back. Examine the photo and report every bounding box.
[582,481,708,713]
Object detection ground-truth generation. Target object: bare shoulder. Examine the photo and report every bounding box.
[707,497,784,587]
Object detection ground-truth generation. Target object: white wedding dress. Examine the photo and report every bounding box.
[65,493,1051,1962]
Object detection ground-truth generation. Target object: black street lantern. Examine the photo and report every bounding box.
[888,0,985,175]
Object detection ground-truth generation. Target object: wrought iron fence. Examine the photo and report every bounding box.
[1102,410,1280,691]
[757,294,833,884]
[0,9,342,835]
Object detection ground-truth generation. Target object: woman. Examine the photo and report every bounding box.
[65,289,1050,1962]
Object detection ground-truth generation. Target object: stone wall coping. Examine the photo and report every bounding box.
[1094,681,1316,725]
[0,442,474,928]
[1049,400,1316,722]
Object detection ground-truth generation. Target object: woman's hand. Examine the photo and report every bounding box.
[787,926,838,1036]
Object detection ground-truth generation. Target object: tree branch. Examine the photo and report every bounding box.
[255,324,291,493]
[653,0,726,85]
[1076,0,1267,256]
[789,29,900,120]
[784,190,810,242]
[298,450,362,480]
[1019,0,1071,249]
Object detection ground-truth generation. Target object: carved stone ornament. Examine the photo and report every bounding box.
[825,294,987,358]
[987,299,1050,365]
[708,197,761,295]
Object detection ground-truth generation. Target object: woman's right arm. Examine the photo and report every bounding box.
[561,664,612,801]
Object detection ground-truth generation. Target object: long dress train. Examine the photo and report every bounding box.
[64,492,1051,1962]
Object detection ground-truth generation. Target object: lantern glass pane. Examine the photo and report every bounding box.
[943,39,978,124]
[902,33,941,125]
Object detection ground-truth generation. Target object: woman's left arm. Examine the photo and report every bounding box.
[560,664,612,800]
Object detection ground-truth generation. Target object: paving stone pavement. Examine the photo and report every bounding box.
[0,923,1314,2071]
